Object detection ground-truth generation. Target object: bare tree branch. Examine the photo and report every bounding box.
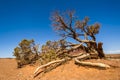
[75,59,110,69]
[74,54,110,69]
[34,59,66,74]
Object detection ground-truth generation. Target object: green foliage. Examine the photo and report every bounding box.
[13,39,39,68]
[39,40,67,65]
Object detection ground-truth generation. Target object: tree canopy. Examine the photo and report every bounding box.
[51,10,105,58]
[51,11,100,42]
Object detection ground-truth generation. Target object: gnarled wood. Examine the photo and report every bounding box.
[75,53,90,60]
[57,43,84,56]
[97,42,105,58]
[33,53,110,78]
[65,53,84,58]
[74,54,110,69]
[34,59,66,74]
[75,59,110,69]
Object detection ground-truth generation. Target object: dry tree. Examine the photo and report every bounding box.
[33,10,110,78]
[50,10,105,58]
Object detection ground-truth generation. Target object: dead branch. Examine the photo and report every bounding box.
[57,43,84,56]
[65,52,84,58]
[75,59,110,69]
[75,53,90,60]
[74,54,110,69]
[34,59,66,74]
[33,53,110,78]
[81,40,95,43]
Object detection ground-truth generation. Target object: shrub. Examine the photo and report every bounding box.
[13,39,39,68]
[39,40,67,65]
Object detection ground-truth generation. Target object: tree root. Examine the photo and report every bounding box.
[74,53,110,69]
[33,58,70,78]
[34,59,66,74]
[33,53,110,78]
[75,60,110,69]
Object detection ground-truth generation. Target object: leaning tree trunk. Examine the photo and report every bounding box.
[97,42,105,58]
[86,42,105,59]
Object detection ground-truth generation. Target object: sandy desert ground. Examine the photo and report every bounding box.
[0,54,120,80]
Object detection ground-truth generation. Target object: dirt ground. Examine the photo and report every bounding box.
[0,54,120,80]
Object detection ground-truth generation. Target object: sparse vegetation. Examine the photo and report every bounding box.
[39,40,68,65]
[13,10,113,79]
[13,39,39,68]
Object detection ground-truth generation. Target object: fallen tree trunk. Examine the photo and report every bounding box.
[75,53,90,60]
[74,54,110,69]
[34,59,66,74]
[33,53,110,78]
[75,59,110,69]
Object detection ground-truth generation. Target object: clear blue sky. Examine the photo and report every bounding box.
[0,0,120,58]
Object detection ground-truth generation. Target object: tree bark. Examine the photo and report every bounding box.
[57,43,84,56]
[33,53,110,78]
[75,59,110,69]
[34,59,66,74]
[74,54,110,69]
[97,42,105,58]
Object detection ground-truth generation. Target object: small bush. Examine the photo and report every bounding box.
[39,40,67,65]
[13,39,39,68]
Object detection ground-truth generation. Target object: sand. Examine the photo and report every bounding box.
[0,56,120,80]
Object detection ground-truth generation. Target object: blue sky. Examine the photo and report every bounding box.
[0,0,120,58]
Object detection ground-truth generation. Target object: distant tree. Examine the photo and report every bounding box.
[50,10,105,58]
[13,39,39,68]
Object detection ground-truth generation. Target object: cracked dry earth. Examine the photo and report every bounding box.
[0,57,120,80]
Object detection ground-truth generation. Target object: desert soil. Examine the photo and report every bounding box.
[0,55,120,80]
